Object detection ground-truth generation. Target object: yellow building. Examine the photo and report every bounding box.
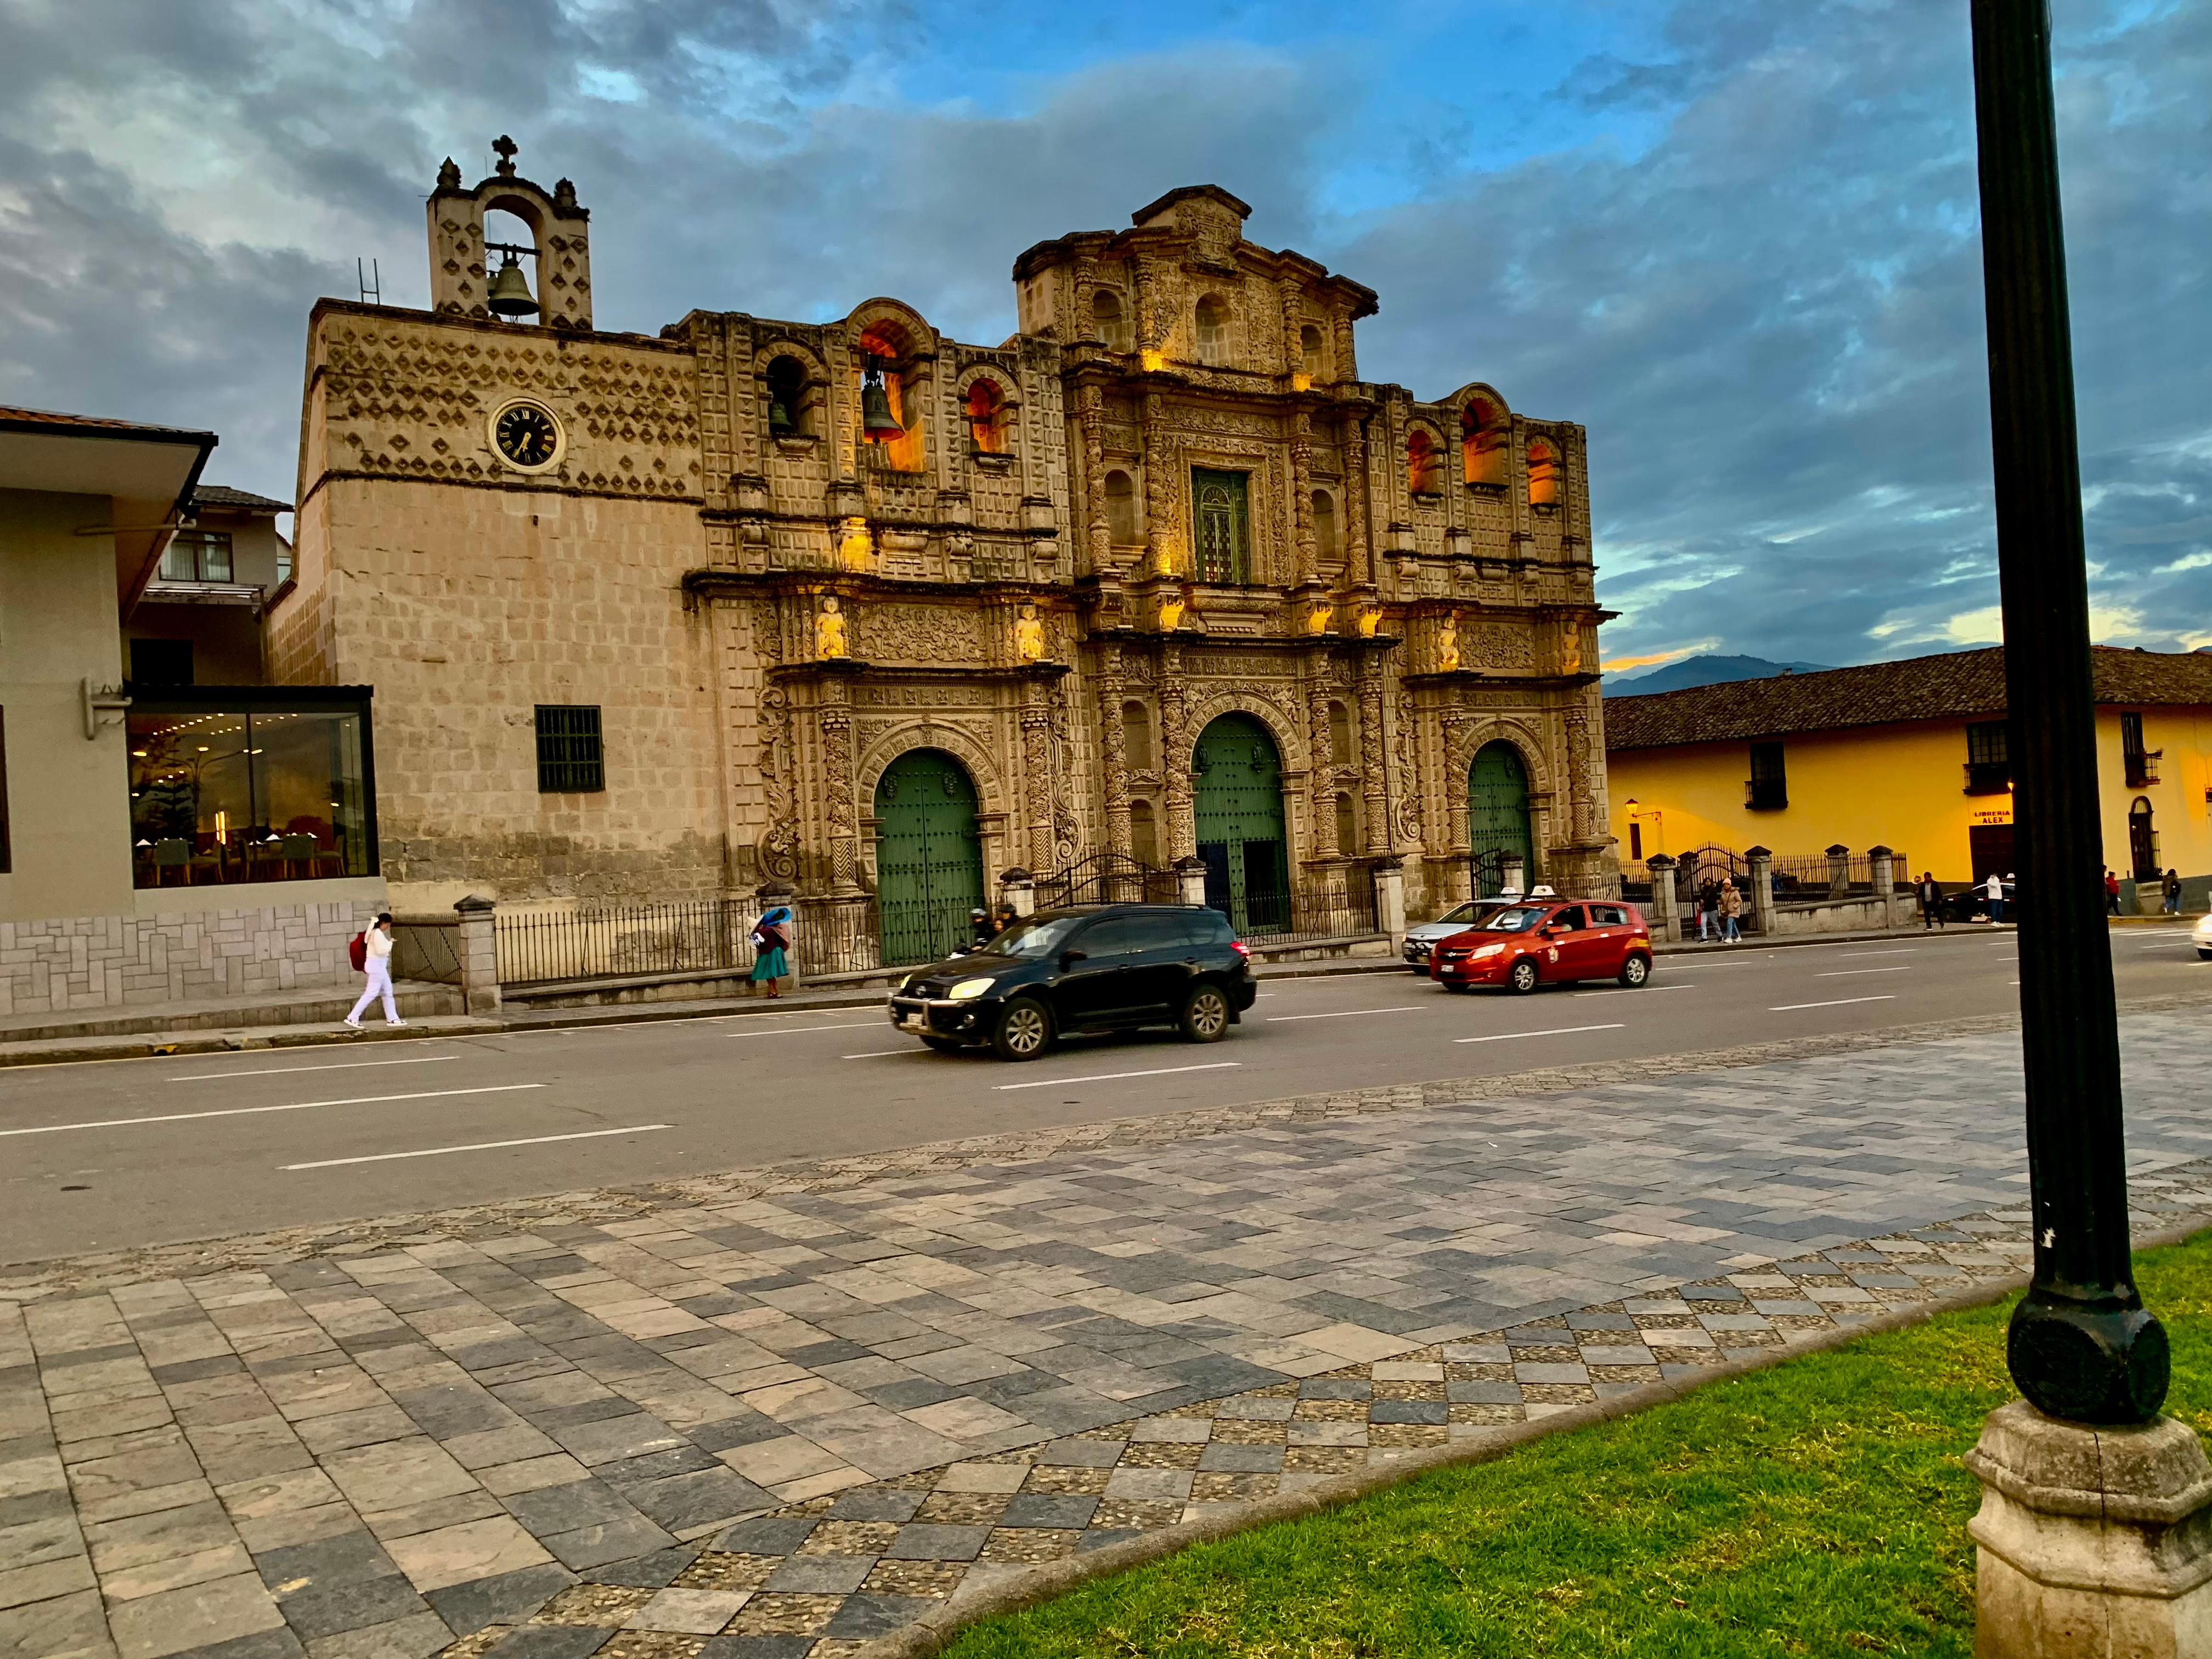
[1605,646,2212,900]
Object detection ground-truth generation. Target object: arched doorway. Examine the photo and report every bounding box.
[1468,741,1536,895]
[873,749,985,965]
[2128,796,2157,882]
[1193,713,1289,933]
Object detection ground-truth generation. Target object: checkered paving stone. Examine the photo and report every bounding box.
[3,1008,2210,1659]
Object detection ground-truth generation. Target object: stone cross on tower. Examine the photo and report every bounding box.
[492,134,518,177]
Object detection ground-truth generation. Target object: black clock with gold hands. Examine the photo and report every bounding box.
[495,403,558,467]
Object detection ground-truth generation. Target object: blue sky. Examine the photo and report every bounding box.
[1,0,2205,670]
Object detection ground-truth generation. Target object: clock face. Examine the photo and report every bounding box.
[494,402,560,469]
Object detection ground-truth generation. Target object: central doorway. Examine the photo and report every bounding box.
[873,749,985,966]
[1468,741,1536,895]
[1193,713,1289,933]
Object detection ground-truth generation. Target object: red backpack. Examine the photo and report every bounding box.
[348,932,369,972]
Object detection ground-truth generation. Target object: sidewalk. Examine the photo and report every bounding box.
[2,1005,2209,1659]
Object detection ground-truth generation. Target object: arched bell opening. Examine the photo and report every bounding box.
[857,323,927,473]
[482,207,542,322]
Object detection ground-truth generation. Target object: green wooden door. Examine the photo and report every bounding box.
[873,750,985,965]
[1193,714,1289,933]
[1468,741,1536,895]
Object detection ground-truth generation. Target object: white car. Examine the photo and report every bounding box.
[2196,911,2211,962]
[1402,892,1548,972]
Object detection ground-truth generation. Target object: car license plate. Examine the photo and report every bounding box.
[899,1013,927,1034]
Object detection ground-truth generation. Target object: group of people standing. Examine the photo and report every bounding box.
[1694,877,1745,943]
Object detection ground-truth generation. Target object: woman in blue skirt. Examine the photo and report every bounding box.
[750,905,792,997]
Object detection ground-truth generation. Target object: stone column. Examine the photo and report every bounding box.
[1344,416,1373,588]
[1746,845,1775,936]
[998,867,1035,918]
[1021,684,1055,872]
[1289,409,1317,586]
[1357,656,1389,856]
[1966,1399,2212,1657]
[1305,678,1338,860]
[1076,381,1111,580]
[1372,859,1406,947]
[1142,390,1177,578]
[1826,842,1851,897]
[1644,855,1679,943]
[1096,651,1132,856]
[1176,854,1210,909]
[1160,646,1195,860]
[818,684,861,895]
[452,894,501,1015]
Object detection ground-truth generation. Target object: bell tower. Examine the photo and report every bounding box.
[425,136,594,330]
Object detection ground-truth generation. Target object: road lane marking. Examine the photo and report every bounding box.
[1454,1024,1624,1043]
[1815,967,1914,977]
[0,1084,546,1139]
[284,1124,670,1170]
[1569,985,1695,997]
[996,1062,1242,1092]
[1832,950,1915,959]
[171,1056,464,1082]
[1267,1006,1427,1022]
[1769,996,1896,1011]
[729,1022,883,1036]
[842,1049,918,1058]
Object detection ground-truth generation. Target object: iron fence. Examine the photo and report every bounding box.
[495,898,756,988]
[1036,852,1178,909]
[1211,873,1379,946]
[391,919,463,985]
[1767,851,1908,899]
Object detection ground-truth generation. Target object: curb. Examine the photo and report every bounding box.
[853,1212,2212,1659]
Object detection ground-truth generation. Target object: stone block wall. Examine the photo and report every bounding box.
[0,898,380,1017]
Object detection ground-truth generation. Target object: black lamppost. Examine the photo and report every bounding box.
[1968,0,2165,1424]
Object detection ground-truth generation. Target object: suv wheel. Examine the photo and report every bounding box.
[1618,954,1651,989]
[1506,957,1540,995]
[992,997,1054,1061]
[1180,984,1231,1043]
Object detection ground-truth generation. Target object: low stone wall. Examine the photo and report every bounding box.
[0,891,383,1017]
[1767,891,1917,935]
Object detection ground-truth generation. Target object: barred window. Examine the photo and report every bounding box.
[535,705,605,793]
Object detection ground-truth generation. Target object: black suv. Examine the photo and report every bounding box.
[887,905,1258,1060]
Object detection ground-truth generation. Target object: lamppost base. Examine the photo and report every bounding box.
[2007,1293,2169,1425]
[1966,1399,2212,1657]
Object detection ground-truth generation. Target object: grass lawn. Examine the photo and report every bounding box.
[945,1229,2212,1658]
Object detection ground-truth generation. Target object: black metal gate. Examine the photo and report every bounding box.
[1036,851,1177,909]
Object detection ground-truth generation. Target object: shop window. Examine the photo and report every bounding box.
[131,639,194,686]
[160,529,233,583]
[1329,700,1352,768]
[1408,430,1440,496]
[1526,435,1561,506]
[535,704,605,793]
[127,692,376,888]
[1461,398,1507,486]
[764,355,809,438]
[1312,489,1339,565]
[1104,469,1140,546]
[1092,289,1132,353]
[1194,295,1229,365]
[1192,468,1252,584]
[965,380,1008,454]
[1122,700,1154,771]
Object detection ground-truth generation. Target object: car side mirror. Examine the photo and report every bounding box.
[1058,949,1088,969]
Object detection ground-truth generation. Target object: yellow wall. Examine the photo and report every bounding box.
[1609,708,2212,884]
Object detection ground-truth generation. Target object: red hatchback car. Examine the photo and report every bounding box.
[1429,898,1654,994]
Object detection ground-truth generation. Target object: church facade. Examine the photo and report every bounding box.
[270,145,1617,964]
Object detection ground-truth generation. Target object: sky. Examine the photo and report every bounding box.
[1,0,2205,672]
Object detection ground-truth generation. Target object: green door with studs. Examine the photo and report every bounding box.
[1468,740,1536,895]
[873,750,985,966]
[1193,714,1290,934]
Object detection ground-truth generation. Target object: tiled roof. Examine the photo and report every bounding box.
[0,403,215,442]
[1605,646,2212,751]
[191,484,292,512]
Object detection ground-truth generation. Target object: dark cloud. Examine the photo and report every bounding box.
[0,0,2203,661]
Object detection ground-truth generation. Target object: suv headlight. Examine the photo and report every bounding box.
[1471,943,1506,960]
[949,977,998,1000]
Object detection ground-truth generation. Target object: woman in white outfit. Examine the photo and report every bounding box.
[345,913,407,1028]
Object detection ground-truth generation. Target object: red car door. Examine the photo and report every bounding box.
[1539,904,1594,980]
[1582,902,1632,975]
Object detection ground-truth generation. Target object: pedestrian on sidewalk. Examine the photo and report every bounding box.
[1985,871,2005,924]
[969,907,996,950]
[1718,877,1743,943]
[343,914,405,1029]
[1917,871,1944,930]
[1698,878,1719,943]
[2163,868,2182,916]
[750,905,792,998]
[2104,868,2122,916]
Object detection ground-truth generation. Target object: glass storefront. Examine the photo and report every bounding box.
[127,691,376,888]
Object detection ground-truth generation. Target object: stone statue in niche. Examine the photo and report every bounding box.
[1560,620,1583,676]
[1355,602,1382,638]
[1014,603,1047,663]
[1156,590,1188,633]
[814,596,850,659]
[1305,596,1334,635]
[1436,617,1460,674]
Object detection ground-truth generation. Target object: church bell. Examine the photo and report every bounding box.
[860,365,902,442]
[486,252,540,319]
[767,396,794,437]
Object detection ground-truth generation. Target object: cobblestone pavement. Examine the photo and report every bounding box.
[3,1007,2208,1659]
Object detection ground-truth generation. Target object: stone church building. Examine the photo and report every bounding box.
[271,143,1616,966]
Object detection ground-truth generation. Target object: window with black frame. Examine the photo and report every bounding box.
[536,705,605,793]
[159,529,233,583]
[1191,469,1252,584]
[1746,741,1787,811]
[126,693,375,888]
[1965,720,2011,794]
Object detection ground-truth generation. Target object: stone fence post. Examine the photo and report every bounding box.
[1746,847,1776,936]
[1175,855,1210,909]
[452,894,500,1015]
[1867,844,1900,928]
[1372,859,1406,947]
[1645,854,1680,943]
[753,879,797,989]
[998,867,1035,918]
[1826,842,1852,897]
[1499,853,1526,898]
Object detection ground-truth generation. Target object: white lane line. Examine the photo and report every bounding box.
[1769,996,1896,1012]
[1570,985,1695,997]
[841,1048,918,1059]
[1267,1005,1427,1023]
[171,1055,464,1082]
[1454,1024,1624,1043]
[2141,941,2196,950]
[996,1062,1242,1092]
[1831,950,1915,959]
[0,1084,546,1139]
[1815,966,1914,978]
[729,1022,883,1036]
[284,1124,671,1171]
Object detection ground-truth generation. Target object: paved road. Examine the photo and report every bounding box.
[2,926,2202,1263]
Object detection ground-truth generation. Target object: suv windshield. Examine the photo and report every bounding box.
[986,916,1087,958]
[1476,906,1554,933]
